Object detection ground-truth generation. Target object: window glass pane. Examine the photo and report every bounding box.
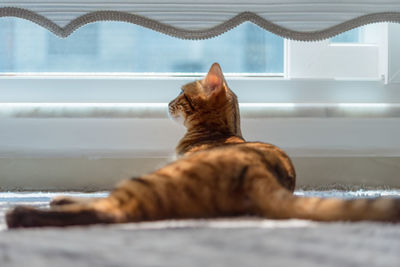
[330,24,382,44]
[330,28,361,43]
[0,18,284,74]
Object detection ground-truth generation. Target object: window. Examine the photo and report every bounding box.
[0,18,284,74]
[48,24,100,56]
[330,28,363,43]
[0,18,391,82]
[330,24,382,44]
[0,20,397,106]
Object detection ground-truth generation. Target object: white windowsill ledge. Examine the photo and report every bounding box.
[1,103,400,118]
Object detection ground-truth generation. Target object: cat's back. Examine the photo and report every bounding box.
[174,141,296,192]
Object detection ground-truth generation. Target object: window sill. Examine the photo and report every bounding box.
[0,77,398,104]
[1,102,400,119]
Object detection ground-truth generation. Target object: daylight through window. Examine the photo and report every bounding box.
[0,19,284,74]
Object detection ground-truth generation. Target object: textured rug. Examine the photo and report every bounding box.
[1,190,400,267]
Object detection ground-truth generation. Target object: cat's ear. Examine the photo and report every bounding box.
[203,63,226,98]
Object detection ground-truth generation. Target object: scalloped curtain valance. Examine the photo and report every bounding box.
[1,1,400,40]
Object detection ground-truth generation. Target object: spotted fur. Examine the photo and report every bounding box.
[6,63,400,228]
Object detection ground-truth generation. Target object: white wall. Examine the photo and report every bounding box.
[1,117,400,190]
[3,117,400,157]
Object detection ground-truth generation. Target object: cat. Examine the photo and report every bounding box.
[5,63,400,228]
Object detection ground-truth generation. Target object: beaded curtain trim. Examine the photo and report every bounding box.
[1,7,400,40]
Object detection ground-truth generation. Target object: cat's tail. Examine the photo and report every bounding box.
[251,180,400,222]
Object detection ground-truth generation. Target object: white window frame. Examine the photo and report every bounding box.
[286,23,388,81]
[388,23,400,84]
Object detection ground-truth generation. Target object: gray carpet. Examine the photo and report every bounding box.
[1,191,400,267]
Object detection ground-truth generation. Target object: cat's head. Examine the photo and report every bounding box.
[168,63,242,137]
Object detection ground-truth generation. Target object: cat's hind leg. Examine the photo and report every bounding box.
[247,171,400,222]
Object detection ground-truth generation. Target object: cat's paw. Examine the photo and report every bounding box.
[50,196,78,207]
[6,206,40,228]
[392,198,400,223]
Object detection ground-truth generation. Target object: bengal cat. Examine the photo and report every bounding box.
[6,63,400,228]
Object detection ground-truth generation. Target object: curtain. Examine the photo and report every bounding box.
[1,1,400,40]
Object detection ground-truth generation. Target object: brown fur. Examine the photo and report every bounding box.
[6,63,400,228]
